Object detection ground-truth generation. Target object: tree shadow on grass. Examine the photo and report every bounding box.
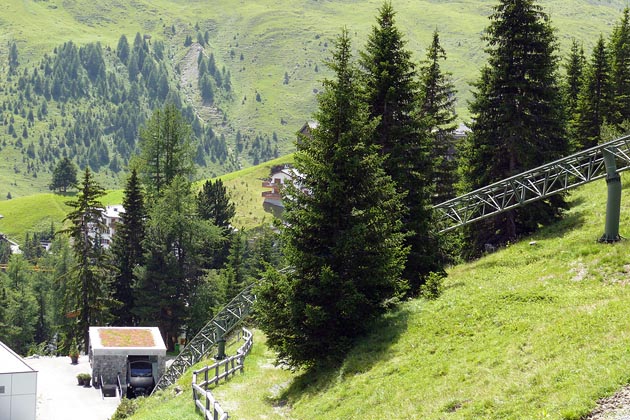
[535,204,587,240]
[276,306,411,406]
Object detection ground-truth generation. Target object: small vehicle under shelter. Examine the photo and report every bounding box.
[88,327,166,398]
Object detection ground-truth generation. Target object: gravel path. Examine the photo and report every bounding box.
[25,355,120,420]
[585,386,630,420]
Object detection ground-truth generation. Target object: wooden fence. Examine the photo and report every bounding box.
[192,328,254,420]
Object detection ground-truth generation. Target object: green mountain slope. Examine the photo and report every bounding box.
[125,174,630,419]
[0,154,293,243]
[0,0,626,199]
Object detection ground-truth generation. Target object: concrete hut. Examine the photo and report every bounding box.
[89,327,166,394]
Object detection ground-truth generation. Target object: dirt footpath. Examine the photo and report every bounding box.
[25,355,120,420]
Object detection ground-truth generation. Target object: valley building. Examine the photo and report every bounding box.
[0,341,37,420]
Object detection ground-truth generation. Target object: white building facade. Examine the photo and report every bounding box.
[0,341,37,420]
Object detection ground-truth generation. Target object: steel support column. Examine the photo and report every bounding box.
[600,148,622,243]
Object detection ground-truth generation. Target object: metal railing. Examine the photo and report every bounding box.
[117,374,123,400]
[433,135,630,233]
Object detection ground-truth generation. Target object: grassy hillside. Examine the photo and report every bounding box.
[124,174,630,419]
[0,0,627,199]
[0,154,292,244]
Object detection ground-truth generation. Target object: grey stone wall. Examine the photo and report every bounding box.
[91,354,166,387]
[91,355,127,386]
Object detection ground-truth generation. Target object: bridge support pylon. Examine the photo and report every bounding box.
[600,148,622,243]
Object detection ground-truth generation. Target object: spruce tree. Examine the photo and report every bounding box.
[563,39,585,131]
[59,168,110,351]
[610,8,630,126]
[359,2,440,295]
[196,179,235,229]
[135,104,195,203]
[256,29,407,367]
[110,169,146,325]
[49,157,77,193]
[419,29,458,205]
[460,0,569,255]
[575,35,613,149]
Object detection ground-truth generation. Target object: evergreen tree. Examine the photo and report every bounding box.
[135,104,195,202]
[460,0,569,256]
[8,41,18,75]
[49,157,77,193]
[134,176,221,349]
[59,168,110,351]
[419,29,459,205]
[196,179,235,229]
[117,34,130,65]
[256,29,407,367]
[574,35,613,149]
[359,2,439,295]
[110,169,146,325]
[610,8,630,126]
[563,39,586,128]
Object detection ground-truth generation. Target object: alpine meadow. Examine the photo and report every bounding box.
[4,1,630,420]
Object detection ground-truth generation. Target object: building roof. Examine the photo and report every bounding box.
[89,327,166,356]
[0,340,36,374]
[103,205,125,219]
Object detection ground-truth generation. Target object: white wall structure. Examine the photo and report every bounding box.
[0,341,37,420]
[88,327,166,388]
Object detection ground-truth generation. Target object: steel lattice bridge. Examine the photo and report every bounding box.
[433,134,630,240]
[152,283,256,393]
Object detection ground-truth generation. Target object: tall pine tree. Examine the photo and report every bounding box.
[419,29,458,205]
[460,0,569,255]
[360,2,440,295]
[574,35,613,150]
[256,29,407,367]
[110,169,146,325]
[610,8,630,126]
[135,104,195,203]
[563,39,586,134]
[196,179,236,229]
[60,168,110,351]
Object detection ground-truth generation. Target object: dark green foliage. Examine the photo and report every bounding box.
[133,176,221,350]
[49,156,77,193]
[199,74,214,103]
[360,2,440,295]
[196,179,235,229]
[610,8,630,126]
[59,168,110,351]
[563,39,585,132]
[0,239,11,264]
[111,398,139,420]
[256,29,407,367]
[574,35,613,149]
[116,34,130,64]
[419,29,459,205]
[110,169,146,325]
[1,255,38,354]
[460,0,569,256]
[135,104,195,202]
[9,41,19,75]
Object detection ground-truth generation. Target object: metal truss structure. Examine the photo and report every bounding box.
[152,283,256,393]
[433,135,630,233]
